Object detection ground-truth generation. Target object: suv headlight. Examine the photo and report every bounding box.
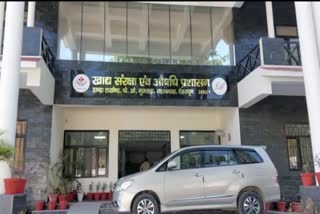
[115,180,134,192]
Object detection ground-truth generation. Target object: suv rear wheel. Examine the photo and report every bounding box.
[132,193,160,214]
[238,191,263,214]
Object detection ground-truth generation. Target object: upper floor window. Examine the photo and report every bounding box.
[275,26,298,39]
[273,1,298,40]
[180,131,221,148]
[58,2,234,66]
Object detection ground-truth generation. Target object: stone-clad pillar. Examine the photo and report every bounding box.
[0,2,25,194]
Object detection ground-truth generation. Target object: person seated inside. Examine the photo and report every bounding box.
[205,155,218,167]
[217,156,228,166]
[139,153,151,172]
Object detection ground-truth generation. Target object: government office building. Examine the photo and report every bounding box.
[0,1,319,209]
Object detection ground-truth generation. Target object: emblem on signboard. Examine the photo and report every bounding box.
[211,77,228,96]
[72,74,90,93]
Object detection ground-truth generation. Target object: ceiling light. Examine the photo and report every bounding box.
[94,136,106,140]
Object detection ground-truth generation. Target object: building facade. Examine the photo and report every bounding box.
[0,1,318,210]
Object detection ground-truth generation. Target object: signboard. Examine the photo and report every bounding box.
[71,71,229,100]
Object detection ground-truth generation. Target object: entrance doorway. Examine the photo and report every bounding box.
[118,130,171,178]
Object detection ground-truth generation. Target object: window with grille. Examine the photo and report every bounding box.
[14,121,27,173]
[285,124,312,170]
[180,131,220,148]
[119,130,170,143]
[64,131,109,178]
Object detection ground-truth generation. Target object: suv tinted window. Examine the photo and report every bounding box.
[235,149,263,164]
[204,150,238,167]
[170,150,202,170]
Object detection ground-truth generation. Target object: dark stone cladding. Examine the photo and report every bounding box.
[239,96,309,200]
[35,1,59,57]
[233,2,268,63]
[17,89,53,208]
[53,60,238,107]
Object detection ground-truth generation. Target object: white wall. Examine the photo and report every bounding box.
[219,108,241,145]
[51,105,241,192]
[28,60,55,105]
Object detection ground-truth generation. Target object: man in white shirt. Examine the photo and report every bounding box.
[140,155,151,171]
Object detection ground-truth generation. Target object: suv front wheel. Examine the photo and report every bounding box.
[238,191,263,214]
[132,193,160,214]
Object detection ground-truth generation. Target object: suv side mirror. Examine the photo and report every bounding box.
[167,160,177,170]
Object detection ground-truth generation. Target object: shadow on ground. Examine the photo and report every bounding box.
[168,211,238,214]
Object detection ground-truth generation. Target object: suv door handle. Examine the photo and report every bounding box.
[233,170,241,174]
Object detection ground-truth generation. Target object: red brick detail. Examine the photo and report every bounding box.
[260,66,302,72]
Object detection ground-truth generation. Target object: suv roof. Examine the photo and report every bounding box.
[178,145,265,152]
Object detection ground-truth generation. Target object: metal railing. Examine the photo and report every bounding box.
[236,40,302,82]
[0,28,56,75]
[235,44,261,82]
[284,41,301,66]
[41,36,56,74]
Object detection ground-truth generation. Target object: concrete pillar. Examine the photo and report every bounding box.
[27,1,36,27]
[312,2,320,59]
[0,2,25,193]
[0,1,25,143]
[0,2,5,54]
[295,2,320,172]
[265,1,275,38]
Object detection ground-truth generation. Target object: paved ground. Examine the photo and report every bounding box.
[68,202,101,214]
[101,208,237,214]
[32,201,289,214]
[162,210,235,213]
[100,202,239,214]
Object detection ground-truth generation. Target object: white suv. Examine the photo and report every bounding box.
[113,145,280,214]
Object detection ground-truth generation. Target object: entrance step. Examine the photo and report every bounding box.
[32,201,115,214]
[67,202,102,214]
[32,211,68,214]
[266,211,301,214]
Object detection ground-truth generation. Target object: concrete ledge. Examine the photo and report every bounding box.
[237,65,304,108]
[0,193,27,214]
[300,186,320,212]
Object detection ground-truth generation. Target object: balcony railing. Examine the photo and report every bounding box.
[284,41,301,66]
[235,44,261,82]
[236,38,302,82]
[41,36,55,73]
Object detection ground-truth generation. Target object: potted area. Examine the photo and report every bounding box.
[0,130,27,195]
[300,162,314,186]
